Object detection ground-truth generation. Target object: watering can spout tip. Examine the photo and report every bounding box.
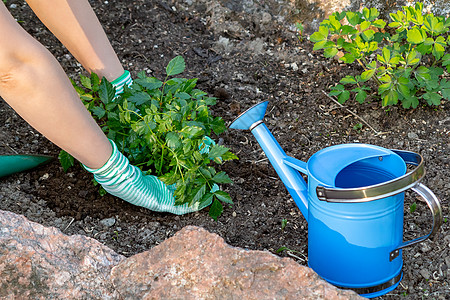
[229,101,269,130]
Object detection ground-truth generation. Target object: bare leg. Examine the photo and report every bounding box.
[0,2,111,169]
[25,0,123,81]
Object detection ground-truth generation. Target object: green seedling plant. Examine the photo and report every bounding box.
[353,122,363,133]
[310,3,450,108]
[281,218,288,230]
[295,22,305,41]
[61,56,237,220]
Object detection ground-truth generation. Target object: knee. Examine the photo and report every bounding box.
[0,41,49,89]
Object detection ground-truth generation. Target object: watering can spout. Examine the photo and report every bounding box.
[230,101,309,220]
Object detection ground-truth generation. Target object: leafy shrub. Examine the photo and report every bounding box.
[310,3,450,108]
[63,56,237,219]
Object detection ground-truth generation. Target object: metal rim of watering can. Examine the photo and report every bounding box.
[315,149,425,203]
[335,272,403,296]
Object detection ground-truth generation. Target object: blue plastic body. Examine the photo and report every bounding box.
[230,101,408,298]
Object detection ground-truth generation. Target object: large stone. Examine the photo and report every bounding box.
[0,210,124,299]
[111,226,362,299]
[0,209,361,299]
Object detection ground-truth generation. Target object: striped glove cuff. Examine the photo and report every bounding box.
[111,70,133,96]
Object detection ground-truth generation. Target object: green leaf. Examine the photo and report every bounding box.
[166,56,186,76]
[346,11,360,26]
[424,15,446,34]
[361,69,375,81]
[379,74,392,83]
[340,53,356,64]
[442,53,450,72]
[360,20,371,31]
[440,79,450,100]
[221,151,239,161]
[423,92,442,106]
[372,19,386,28]
[313,40,329,50]
[80,74,92,89]
[212,171,232,184]
[214,190,233,204]
[58,150,74,172]
[180,126,203,139]
[401,96,419,109]
[199,167,213,179]
[329,15,341,31]
[382,90,399,106]
[276,246,288,254]
[382,47,391,63]
[340,76,357,84]
[362,7,370,20]
[337,90,350,104]
[99,78,115,104]
[91,73,100,92]
[208,145,231,160]
[135,77,163,90]
[340,25,357,35]
[310,31,327,42]
[407,27,425,44]
[362,29,375,41]
[191,184,207,204]
[209,199,223,221]
[424,37,435,46]
[166,132,181,149]
[323,47,338,58]
[91,106,106,118]
[128,92,151,105]
[355,90,367,104]
[415,66,431,82]
[329,84,345,96]
[406,49,420,65]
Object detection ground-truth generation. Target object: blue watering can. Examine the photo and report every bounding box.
[230,101,443,298]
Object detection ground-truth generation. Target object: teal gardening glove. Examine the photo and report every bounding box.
[83,139,211,214]
[84,70,214,214]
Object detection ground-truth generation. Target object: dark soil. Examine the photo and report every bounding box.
[1,0,449,299]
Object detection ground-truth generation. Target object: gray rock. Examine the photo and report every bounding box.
[420,268,431,280]
[100,217,116,227]
[408,132,419,139]
[445,256,450,268]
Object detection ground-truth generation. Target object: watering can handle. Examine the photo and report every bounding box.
[316,150,425,203]
[389,182,443,261]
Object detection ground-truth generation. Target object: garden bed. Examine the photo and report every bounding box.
[0,0,449,298]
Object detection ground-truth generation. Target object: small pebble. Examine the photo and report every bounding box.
[420,268,430,280]
[420,243,431,253]
[99,217,116,227]
[407,132,419,139]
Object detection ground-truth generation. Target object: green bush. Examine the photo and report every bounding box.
[62,56,237,220]
[310,3,450,108]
